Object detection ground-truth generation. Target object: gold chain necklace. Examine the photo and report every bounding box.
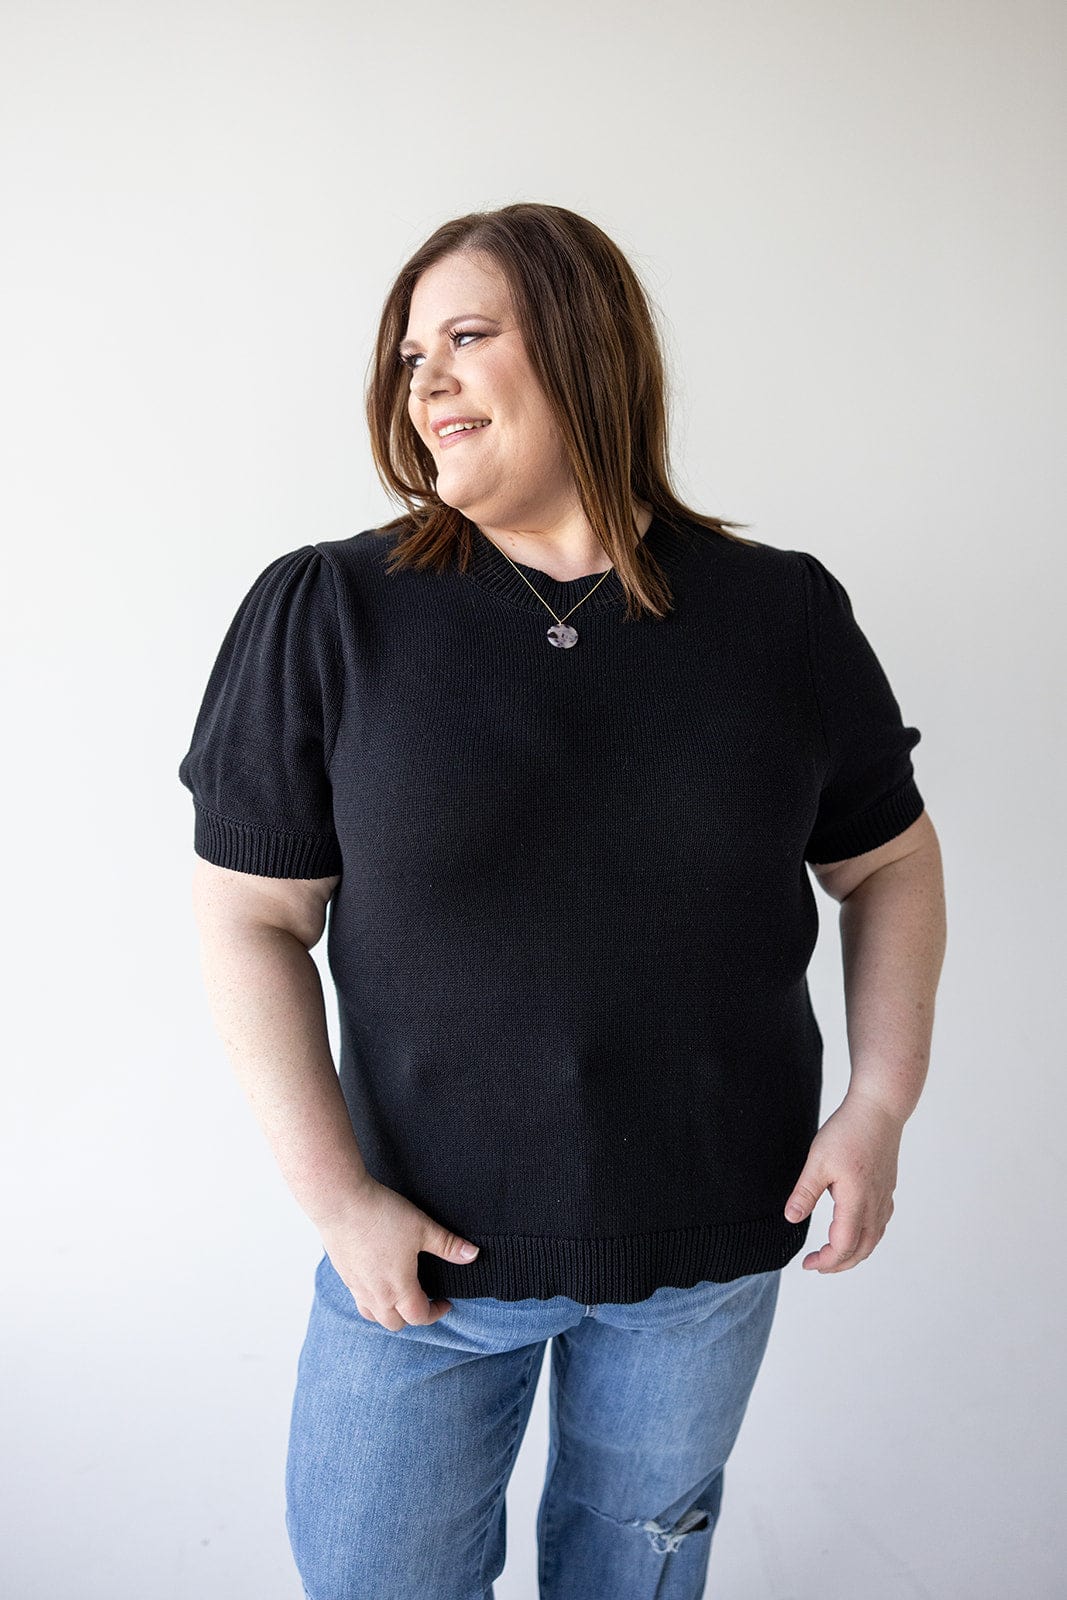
[480,533,616,648]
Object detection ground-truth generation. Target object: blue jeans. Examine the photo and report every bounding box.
[285,1249,782,1600]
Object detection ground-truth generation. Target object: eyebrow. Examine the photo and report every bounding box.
[397,314,501,356]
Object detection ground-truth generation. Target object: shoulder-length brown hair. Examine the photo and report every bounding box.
[366,202,758,621]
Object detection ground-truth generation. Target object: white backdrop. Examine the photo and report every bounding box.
[3,3,1063,1596]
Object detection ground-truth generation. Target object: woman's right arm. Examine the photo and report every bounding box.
[188,856,480,1329]
[190,855,372,1227]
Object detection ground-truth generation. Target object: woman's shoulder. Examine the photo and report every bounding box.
[667,516,815,601]
[313,525,398,574]
[301,527,409,615]
[662,510,803,567]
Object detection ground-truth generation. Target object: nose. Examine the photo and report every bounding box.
[410,351,460,406]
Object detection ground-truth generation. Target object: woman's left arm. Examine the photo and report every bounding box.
[784,812,948,1272]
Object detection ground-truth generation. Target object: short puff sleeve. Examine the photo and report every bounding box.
[178,544,343,878]
[799,550,925,865]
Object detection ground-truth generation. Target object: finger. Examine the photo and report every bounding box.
[353,1296,408,1330]
[395,1288,440,1327]
[802,1225,877,1272]
[784,1177,824,1222]
[801,1204,864,1271]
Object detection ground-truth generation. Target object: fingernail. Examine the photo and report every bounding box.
[459,1243,478,1259]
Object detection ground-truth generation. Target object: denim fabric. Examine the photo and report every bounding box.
[285,1249,782,1600]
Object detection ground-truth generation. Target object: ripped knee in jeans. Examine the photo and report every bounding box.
[587,1500,712,1555]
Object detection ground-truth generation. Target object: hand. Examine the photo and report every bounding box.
[783,1092,904,1273]
[315,1178,480,1330]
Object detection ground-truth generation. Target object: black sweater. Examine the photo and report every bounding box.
[178,513,924,1302]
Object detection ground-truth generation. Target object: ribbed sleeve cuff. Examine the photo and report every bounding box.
[804,776,925,865]
[192,802,342,879]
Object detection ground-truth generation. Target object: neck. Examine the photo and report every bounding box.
[473,503,653,584]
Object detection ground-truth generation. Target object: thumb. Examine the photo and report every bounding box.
[784,1176,823,1223]
[429,1227,480,1264]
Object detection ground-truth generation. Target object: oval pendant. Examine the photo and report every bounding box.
[547,622,579,648]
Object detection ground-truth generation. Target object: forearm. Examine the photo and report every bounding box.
[195,920,372,1227]
[837,842,947,1126]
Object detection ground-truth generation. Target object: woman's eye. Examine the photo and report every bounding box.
[399,330,481,370]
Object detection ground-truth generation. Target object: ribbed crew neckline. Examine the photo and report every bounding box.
[459,513,671,617]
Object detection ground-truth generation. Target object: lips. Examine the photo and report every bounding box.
[436,420,491,450]
[432,415,490,435]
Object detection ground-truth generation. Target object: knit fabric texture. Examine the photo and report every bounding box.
[178,513,924,1302]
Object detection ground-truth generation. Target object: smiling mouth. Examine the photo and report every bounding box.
[436,420,491,447]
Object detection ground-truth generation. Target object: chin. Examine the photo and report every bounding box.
[435,479,485,516]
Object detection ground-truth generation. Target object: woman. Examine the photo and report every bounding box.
[179,202,946,1600]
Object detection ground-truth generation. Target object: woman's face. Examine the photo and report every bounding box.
[401,250,575,531]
